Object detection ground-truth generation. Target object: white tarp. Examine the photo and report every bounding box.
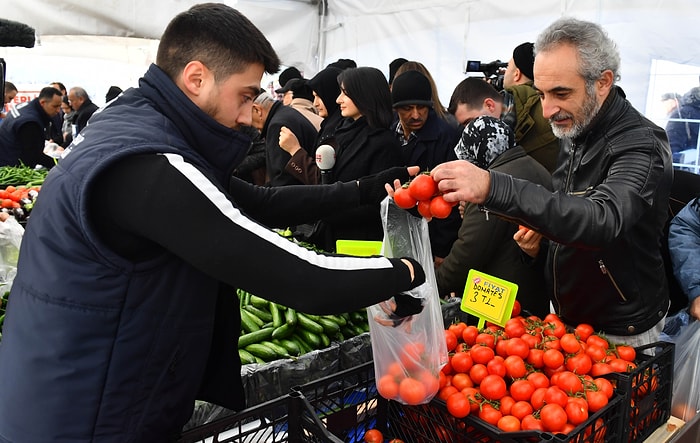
[2,0,700,115]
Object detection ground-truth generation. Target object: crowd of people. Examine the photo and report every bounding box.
[0,3,697,441]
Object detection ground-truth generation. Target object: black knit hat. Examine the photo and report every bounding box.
[277,66,302,88]
[276,78,314,101]
[391,70,433,108]
[513,42,535,80]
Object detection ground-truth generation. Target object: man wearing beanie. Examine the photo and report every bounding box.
[502,42,560,173]
[390,70,462,265]
[277,78,323,131]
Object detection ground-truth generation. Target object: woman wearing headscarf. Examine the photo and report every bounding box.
[279,66,343,184]
[436,116,552,318]
[281,67,402,251]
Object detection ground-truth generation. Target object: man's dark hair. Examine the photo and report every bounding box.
[156,3,280,82]
[448,77,502,114]
[50,81,67,93]
[337,67,393,129]
[39,86,62,101]
[4,81,17,93]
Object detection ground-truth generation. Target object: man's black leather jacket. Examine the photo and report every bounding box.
[485,87,673,335]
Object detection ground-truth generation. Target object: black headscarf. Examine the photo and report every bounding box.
[454,116,515,169]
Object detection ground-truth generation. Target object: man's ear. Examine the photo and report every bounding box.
[597,70,614,96]
[181,61,207,96]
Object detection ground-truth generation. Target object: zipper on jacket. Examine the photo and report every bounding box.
[598,259,627,302]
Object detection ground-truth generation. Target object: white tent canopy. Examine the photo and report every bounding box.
[3,0,700,115]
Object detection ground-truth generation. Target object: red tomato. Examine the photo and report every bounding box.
[530,387,548,410]
[585,344,608,363]
[377,374,400,399]
[446,391,471,418]
[555,371,584,394]
[504,318,526,339]
[399,342,425,372]
[451,372,473,391]
[509,379,535,402]
[559,333,582,354]
[364,429,383,443]
[586,389,609,412]
[566,352,592,375]
[463,386,481,413]
[470,344,495,365]
[511,400,534,420]
[544,320,567,338]
[444,329,458,352]
[438,385,459,401]
[475,332,496,349]
[448,321,467,340]
[417,199,432,218]
[615,345,636,362]
[575,323,595,341]
[497,415,521,432]
[593,377,615,399]
[450,351,473,374]
[511,300,522,318]
[393,185,417,209]
[462,325,479,346]
[479,374,507,400]
[408,173,437,201]
[486,356,507,377]
[590,362,614,377]
[586,334,610,350]
[478,403,503,426]
[543,349,565,369]
[429,195,453,219]
[499,395,515,416]
[544,386,569,408]
[468,364,488,385]
[503,355,528,379]
[521,414,544,431]
[566,397,589,426]
[526,348,545,369]
[505,337,530,359]
[527,371,551,389]
[540,403,568,433]
[398,377,427,405]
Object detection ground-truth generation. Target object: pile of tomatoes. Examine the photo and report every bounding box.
[393,172,456,219]
[437,310,641,438]
[375,341,441,406]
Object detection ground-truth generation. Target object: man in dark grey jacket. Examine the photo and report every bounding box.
[432,17,672,347]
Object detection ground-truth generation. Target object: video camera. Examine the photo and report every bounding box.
[465,60,508,91]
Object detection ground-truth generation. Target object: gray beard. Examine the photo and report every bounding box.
[551,93,601,140]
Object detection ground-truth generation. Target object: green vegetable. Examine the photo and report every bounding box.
[0,165,48,186]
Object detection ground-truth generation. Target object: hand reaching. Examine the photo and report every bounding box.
[374,292,424,327]
[514,225,542,258]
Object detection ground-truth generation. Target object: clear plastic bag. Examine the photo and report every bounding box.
[671,318,700,421]
[0,216,24,293]
[367,197,448,405]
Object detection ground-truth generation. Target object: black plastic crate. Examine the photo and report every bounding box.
[178,391,343,443]
[605,341,675,443]
[292,361,381,442]
[294,361,626,443]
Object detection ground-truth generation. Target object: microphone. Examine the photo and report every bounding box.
[315,144,336,185]
[0,18,36,48]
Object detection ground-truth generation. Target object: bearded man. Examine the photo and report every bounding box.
[430,17,673,347]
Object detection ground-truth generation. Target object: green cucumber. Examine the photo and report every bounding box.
[238,326,274,348]
[243,305,273,323]
[249,295,270,310]
[275,338,301,356]
[317,316,341,335]
[239,309,261,333]
[269,302,283,328]
[296,328,322,349]
[285,307,298,326]
[291,333,312,354]
[260,340,290,358]
[238,348,257,365]
[245,343,278,362]
[271,322,294,340]
[297,313,324,335]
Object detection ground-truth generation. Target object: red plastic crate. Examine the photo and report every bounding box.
[604,341,675,443]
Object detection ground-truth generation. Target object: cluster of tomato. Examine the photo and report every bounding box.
[392,172,456,219]
[438,307,641,438]
[374,341,441,406]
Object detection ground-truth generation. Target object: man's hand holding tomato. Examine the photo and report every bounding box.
[514,225,543,258]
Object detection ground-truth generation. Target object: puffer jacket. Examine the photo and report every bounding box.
[668,197,700,302]
[485,87,673,335]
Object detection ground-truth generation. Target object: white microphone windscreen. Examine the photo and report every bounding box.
[315,144,336,170]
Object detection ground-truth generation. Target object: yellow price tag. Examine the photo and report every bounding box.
[460,269,518,328]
